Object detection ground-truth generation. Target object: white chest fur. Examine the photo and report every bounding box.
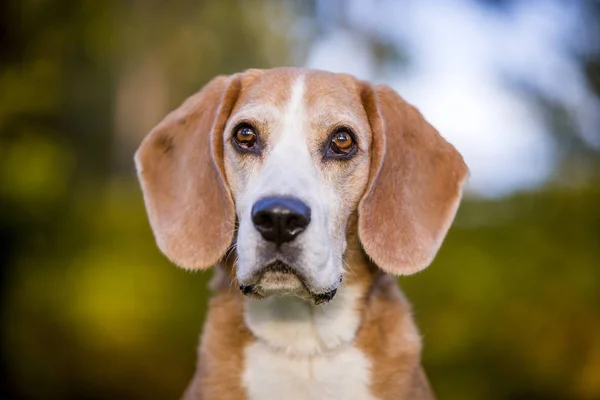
[241,285,377,400]
[243,342,376,400]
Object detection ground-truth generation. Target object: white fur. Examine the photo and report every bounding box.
[242,284,376,400]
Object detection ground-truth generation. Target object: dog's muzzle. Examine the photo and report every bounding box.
[239,283,339,305]
[238,261,340,305]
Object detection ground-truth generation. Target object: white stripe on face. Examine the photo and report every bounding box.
[248,75,315,197]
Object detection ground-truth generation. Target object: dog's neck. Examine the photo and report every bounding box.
[215,218,380,357]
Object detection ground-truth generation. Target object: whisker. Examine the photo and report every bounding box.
[228,274,236,294]
[342,258,362,285]
[227,255,240,295]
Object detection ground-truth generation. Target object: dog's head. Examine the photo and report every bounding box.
[135,68,468,304]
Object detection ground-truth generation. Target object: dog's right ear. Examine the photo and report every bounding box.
[134,75,241,270]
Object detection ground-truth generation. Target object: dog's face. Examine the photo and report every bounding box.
[135,68,468,304]
[223,71,371,301]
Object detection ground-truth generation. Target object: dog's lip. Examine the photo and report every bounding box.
[312,287,338,305]
[238,260,341,304]
[260,260,297,275]
[246,260,305,283]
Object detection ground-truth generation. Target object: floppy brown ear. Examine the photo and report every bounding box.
[134,75,240,270]
[358,84,469,275]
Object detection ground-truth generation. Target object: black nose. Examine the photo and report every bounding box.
[251,197,311,246]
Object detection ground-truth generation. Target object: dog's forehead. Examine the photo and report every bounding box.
[304,71,364,113]
[235,68,365,120]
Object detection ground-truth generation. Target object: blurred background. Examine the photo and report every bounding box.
[1,0,599,399]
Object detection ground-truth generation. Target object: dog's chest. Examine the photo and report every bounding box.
[240,286,377,400]
[242,342,376,400]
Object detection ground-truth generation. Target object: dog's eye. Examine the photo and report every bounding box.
[235,126,256,147]
[233,125,259,152]
[326,129,357,158]
[332,132,353,151]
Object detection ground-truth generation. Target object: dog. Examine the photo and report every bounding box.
[135,67,468,400]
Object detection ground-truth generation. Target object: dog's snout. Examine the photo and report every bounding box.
[251,197,311,245]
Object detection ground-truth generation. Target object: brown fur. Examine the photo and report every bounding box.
[182,261,254,400]
[135,68,468,399]
[344,215,435,399]
[135,75,243,270]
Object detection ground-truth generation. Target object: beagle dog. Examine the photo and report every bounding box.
[135,67,468,400]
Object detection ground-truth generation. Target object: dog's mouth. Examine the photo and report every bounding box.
[239,261,339,305]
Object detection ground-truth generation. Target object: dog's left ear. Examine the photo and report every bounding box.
[358,84,469,275]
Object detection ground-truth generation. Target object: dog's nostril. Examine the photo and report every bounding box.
[287,217,304,232]
[253,211,274,229]
[251,197,311,245]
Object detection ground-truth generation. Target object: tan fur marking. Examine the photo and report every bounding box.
[355,273,433,399]
[183,261,253,400]
[344,217,435,399]
[135,75,240,270]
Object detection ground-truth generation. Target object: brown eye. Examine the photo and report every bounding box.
[332,132,353,151]
[326,129,357,158]
[233,125,259,152]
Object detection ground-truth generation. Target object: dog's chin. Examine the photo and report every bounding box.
[253,270,310,299]
[239,261,339,305]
